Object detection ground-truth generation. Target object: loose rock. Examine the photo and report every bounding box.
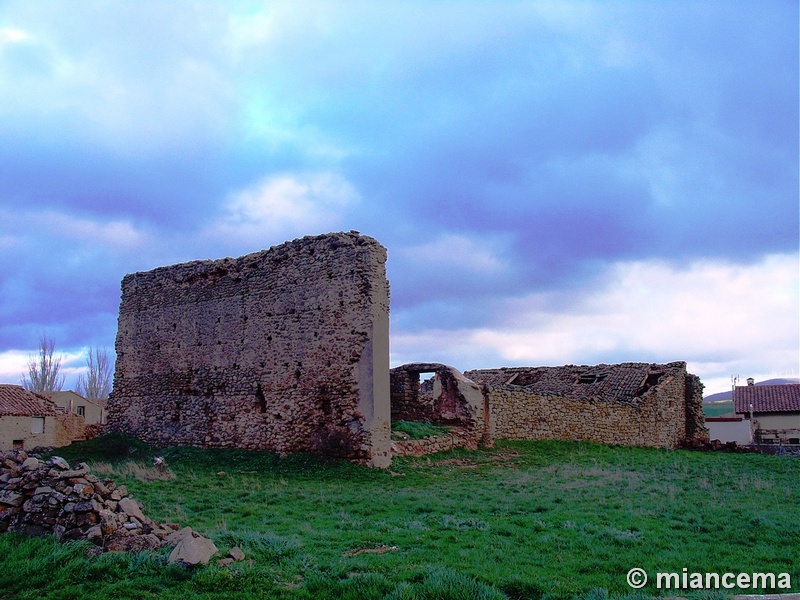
[168,533,218,566]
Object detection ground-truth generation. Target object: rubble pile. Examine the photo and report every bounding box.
[0,449,219,565]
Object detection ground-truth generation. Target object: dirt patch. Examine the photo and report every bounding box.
[489,452,524,463]
[431,458,479,468]
[342,544,398,557]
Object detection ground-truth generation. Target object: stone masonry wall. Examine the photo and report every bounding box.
[390,363,486,447]
[469,363,703,449]
[107,232,391,467]
[53,414,88,447]
[390,428,479,457]
[483,381,684,447]
[684,373,709,442]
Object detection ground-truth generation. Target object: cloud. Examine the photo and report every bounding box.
[0,27,29,47]
[0,209,155,351]
[0,1,795,401]
[391,253,799,395]
[207,171,361,251]
[401,234,509,275]
[0,208,151,260]
[0,350,29,385]
[38,212,149,251]
[0,347,86,388]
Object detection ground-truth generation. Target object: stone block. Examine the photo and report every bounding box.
[168,534,218,566]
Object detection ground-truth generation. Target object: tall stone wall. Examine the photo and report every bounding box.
[107,232,391,467]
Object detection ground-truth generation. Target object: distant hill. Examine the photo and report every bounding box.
[703,378,800,403]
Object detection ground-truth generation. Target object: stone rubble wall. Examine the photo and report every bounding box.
[467,363,707,449]
[390,369,431,423]
[0,449,214,559]
[684,373,709,442]
[52,414,89,446]
[390,428,479,457]
[481,375,688,448]
[389,363,485,447]
[107,232,391,467]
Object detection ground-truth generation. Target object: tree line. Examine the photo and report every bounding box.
[22,334,113,399]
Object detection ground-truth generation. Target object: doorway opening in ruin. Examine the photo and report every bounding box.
[388,362,487,455]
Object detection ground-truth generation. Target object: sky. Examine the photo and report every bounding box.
[0,1,797,397]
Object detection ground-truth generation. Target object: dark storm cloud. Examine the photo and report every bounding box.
[0,1,796,391]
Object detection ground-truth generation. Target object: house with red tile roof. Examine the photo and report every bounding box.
[734,382,800,445]
[45,390,107,425]
[0,385,86,450]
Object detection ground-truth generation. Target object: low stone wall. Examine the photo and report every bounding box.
[0,449,215,562]
[53,414,88,446]
[84,424,105,440]
[469,362,705,449]
[390,428,478,457]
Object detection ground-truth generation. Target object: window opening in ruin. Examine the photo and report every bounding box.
[12,440,23,449]
[578,372,608,384]
[509,371,544,386]
[77,406,85,417]
[636,372,664,396]
[390,370,438,434]
[255,384,267,414]
[418,373,436,401]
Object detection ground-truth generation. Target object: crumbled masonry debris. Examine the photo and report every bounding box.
[0,449,218,565]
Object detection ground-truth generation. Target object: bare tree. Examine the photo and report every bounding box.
[76,346,113,399]
[21,334,65,393]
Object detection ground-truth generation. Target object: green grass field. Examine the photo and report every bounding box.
[1,435,798,600]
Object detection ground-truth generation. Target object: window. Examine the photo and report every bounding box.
[12,440,23,449]
[77,406,86,417]
[31,417,45,434]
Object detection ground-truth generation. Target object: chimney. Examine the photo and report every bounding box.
[746,377,755,386]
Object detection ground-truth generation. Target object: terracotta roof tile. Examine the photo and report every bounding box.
[734,384,800,414]
[465,362,686,406]
[0,385,60,417]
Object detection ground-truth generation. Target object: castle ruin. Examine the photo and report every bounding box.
[107,232,391,467]
[107,231,707,465]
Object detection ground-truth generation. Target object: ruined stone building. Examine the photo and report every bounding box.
[107,231,707,465]
[107,232,391,467]
[465,362,706,448]
[387,361,706,455]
